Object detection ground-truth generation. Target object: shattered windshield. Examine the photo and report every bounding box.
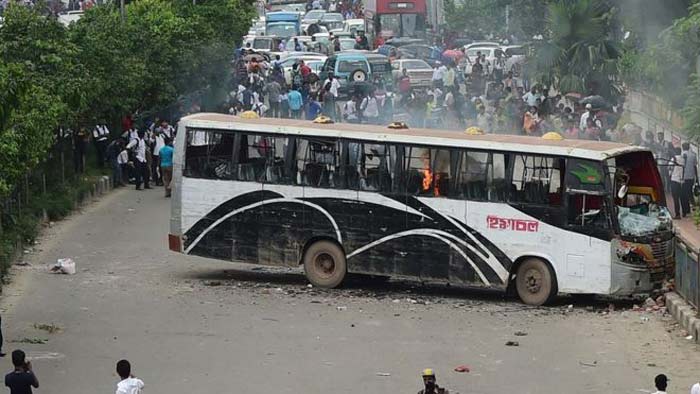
[618,204,673,237]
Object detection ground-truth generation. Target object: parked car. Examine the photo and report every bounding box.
[343,18,365,35]
[338,38,357,51]
[285,35,328,53]
[319,52,393,97]
[321,12,344,23]
[463,47,504,75]
[58,10,83,26]
[302,9,326,24]
[464,41,500,50]
[244,36,285,53]
[280,54,327,85]
[397,44,434,64]
[502,44,527,76]
[391,58,433,88]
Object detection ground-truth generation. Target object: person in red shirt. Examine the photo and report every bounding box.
[299,60,311,78]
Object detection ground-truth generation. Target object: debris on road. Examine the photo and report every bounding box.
[376,372,391,377]
[12,337,47,344]
[453,365,470,373]
[336,306,347,311]
[505,341,519,347]
[514,331,528,336]
[205,281,222,287]
[33,323,61,334]
[578,361,597,367]
[49,258,76,275]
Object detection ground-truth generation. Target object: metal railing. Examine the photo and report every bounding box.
[675,234,699,309]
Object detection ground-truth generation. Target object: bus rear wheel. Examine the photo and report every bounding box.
[515,258,557,306]
[303,240,347,288]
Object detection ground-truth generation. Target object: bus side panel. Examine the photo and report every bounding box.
[258,199,308,267]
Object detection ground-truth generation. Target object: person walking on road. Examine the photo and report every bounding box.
[652,373,668,394]
[126,130,150,191]
[115,359,144,394]
[92,123,110,168]
[5,350,39,394]
[159,138,174,198]
[681,142,697,217]
[417,368,448,394]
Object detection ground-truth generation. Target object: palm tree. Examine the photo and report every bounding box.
[531,0,622,101]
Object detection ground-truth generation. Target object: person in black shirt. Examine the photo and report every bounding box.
[5,350,39,394]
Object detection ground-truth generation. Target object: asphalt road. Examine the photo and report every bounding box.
[1,188,699,394]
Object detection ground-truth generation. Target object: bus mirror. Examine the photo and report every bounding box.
[617,184,628,199]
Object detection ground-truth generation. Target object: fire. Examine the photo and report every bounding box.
[422,168,433,192]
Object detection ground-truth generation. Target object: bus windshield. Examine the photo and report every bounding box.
[267,23,297,38]
[610,151,672,237]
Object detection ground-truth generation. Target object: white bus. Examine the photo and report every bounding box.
[169,114,674,305]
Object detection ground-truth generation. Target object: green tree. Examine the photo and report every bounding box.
[530,0,622,100]
[443,0,548,40]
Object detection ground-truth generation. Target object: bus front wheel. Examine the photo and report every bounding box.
[303,240,347,288]
[515,258,557,306]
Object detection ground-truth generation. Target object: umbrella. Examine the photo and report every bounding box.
[442,49,464,63]
[579,95,610,109]
[565,92,582,100]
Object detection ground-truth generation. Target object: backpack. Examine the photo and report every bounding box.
[292,72,303,88]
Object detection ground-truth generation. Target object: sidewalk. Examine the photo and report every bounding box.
[666,215,700,341]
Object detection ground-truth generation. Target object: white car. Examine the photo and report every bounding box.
[463,47,505,75]
[280,55,327,85]
[58,10,83,26]
[464,41,500,50]
[391,58,433,88]
[502,44,527,76]
[343,18,365,35]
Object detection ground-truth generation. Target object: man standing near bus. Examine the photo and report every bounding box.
[288,88,304,119]
[323,71,340,121]
[126,130,150,191]
[159,138,174,198]
[682,141,697,217]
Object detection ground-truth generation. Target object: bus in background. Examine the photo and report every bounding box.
[364,0,427,45]
[169,114,674,306]
[265,11,302,39]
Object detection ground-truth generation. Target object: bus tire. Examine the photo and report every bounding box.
[303,240,347,288]
[515,258,557,306]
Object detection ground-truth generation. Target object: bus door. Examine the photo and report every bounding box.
[563,159,613,293]
[257,134,300,266]
[402,146,455,281]
[346,140,407,277]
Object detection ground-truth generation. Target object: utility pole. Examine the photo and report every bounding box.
[505,4,510,35]
[120,0,125,21]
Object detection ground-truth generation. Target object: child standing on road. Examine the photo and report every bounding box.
[115,359,144,394]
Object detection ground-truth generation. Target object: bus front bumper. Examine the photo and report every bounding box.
[610,238,674,295]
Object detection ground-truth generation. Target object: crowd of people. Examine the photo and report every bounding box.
[70,117,176,197]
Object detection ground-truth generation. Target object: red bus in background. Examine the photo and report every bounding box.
[364,0,426,44]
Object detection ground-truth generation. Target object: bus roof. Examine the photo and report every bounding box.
[180,113,647,161]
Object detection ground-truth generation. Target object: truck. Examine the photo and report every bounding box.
[265,11,302,39]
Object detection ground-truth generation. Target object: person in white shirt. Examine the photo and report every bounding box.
[652,373,668,394]
[522,86,541,107]
[691,381,700,394]
[126,130,150,190]
[117,144,130,185]
[432,62,445,89]
[151,129,166,186]
[116,359,144,394]
[156,120,174,139]
[670,147,686,219]
[360,92,380,124]
[322,72,341,120]
[579,103,593,130]
[343,98,358,123]
[93,123,110,168]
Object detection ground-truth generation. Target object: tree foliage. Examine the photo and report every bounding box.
[0,0,255,197]
[530,0,622,100]
[443,0,548,41]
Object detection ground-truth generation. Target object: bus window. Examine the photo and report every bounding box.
[184,129,235,180]
[404,147,449,197]
[296,137,339,188]
[509,155,562,205]
[453,151,507,202]
[357,143,392,192]
[261,136,294,184]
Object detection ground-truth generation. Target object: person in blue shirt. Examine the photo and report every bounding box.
[306,93,322,120]
[159,138,174,198]
[288,89,304,119]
